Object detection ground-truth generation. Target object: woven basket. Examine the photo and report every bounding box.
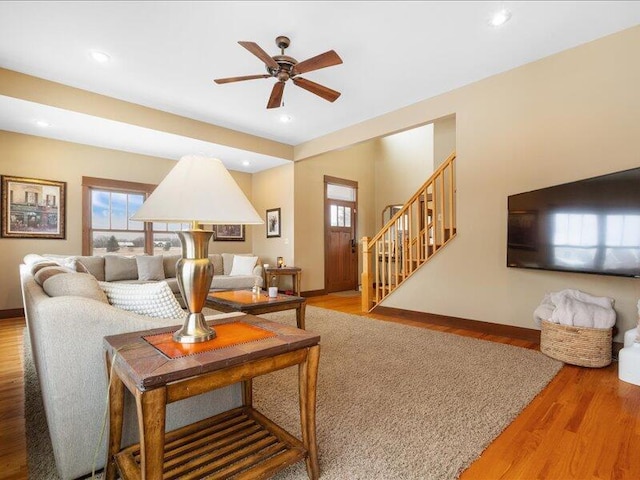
[540,320,612,368]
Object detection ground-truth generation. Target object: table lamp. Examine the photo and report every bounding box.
[131,154,263,343]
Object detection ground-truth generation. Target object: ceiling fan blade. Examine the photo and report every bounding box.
[293,50,343,75]
[238,41,279,70]
[292,77,341,102]
[267,81,285,109]
[214,74,271,84]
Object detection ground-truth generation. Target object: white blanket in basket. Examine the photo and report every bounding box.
[533,289,616,329]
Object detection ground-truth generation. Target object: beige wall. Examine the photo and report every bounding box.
[251,163,295,289]
[294,142,376,292]
[292,26,640,341]
[371,26,640,341]
[375,124,434,230]
[433,115,456,167]
[209,170,255,256]
[0,131,254,311]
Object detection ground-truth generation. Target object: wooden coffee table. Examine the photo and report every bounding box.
[206,289,307,329]
[104,314,320,480]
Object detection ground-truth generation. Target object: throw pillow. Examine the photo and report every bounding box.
[43,273,109,304]
[98,281,185,319]
[34,265,75,286]
[75,256,105,280]
[229,255,258,276]
[104,255,138,282]
[162,254,181,278]
[222,253,235,275]
[209,254,224,276]
[137,255,166,281]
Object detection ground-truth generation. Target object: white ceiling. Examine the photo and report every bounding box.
[0,1,639,171]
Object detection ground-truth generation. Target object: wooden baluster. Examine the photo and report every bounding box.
[361,236,371,311]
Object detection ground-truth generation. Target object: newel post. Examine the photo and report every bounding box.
[361,236,371,312]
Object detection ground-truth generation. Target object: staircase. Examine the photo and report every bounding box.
[361,152,456,311]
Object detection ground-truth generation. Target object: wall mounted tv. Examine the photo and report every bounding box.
[507,167,640,278]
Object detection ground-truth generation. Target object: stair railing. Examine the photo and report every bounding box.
[362,151,456,311]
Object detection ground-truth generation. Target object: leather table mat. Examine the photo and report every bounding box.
[143,321,276,359]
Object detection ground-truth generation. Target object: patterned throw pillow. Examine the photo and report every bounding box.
[98,281,185,319]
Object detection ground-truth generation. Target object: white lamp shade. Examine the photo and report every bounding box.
[131,155,263,224]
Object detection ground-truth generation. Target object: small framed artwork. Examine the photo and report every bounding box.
[1,175,66,239]
[213,224,245,242]
[266,207,281,238]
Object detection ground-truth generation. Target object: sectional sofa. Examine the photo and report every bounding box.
[19,252,263,479]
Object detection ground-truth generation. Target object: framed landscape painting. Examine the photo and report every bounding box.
[1,175,66,239]
[266,207,281,238]
[213,224,245,242]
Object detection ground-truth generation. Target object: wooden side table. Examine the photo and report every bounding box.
[104,315,320,480]
[206,289,307,329]
[265,266,302,296]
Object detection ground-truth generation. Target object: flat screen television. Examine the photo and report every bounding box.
[507,167,640,278]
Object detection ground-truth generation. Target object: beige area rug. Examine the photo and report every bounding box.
[25,306,562,479]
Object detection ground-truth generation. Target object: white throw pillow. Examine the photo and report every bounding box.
[229,255,258,276]
[98,281,185,319]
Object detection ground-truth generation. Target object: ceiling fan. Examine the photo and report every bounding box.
[214,35,343,109]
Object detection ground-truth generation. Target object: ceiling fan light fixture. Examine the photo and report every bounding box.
[489,9,512,27]
[90,50,111,63]
[214,36,342,109]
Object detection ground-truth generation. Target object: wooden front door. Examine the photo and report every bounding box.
[324,176,358,293]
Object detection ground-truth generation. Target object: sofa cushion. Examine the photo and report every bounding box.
[163,254,181,278]
[98,281,185,319]
[222,253,234,275]
[75,256,106,281]
[137,255,165,281]
[34,265,75,286]
[104,255,138,282]
[229,255,258,276]
[211,275,261,290]
[209,254,223,276]
[43,272,109,303]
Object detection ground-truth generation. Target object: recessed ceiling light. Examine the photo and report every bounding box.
[279,114,293,124]
[35,120,50,128]
[242,160,250,167]
[90,50,111,63]
[489,9,511,27]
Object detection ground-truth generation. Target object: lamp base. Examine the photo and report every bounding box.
[174,229,216,344]
[173,312,216,343]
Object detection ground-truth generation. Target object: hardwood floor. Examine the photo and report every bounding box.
[0,317,27,480]
[2,295,639,479]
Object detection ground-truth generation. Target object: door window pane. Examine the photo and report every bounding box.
[330,205,337,226]
[345,207,351,227]
[337,206,345,227]
[327,184,356,201]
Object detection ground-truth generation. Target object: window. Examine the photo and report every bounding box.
[82,177,188,256]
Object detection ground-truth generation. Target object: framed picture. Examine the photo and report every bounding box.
[1,175,66,239]
[266,207,281,238]
[213,224,245,242]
